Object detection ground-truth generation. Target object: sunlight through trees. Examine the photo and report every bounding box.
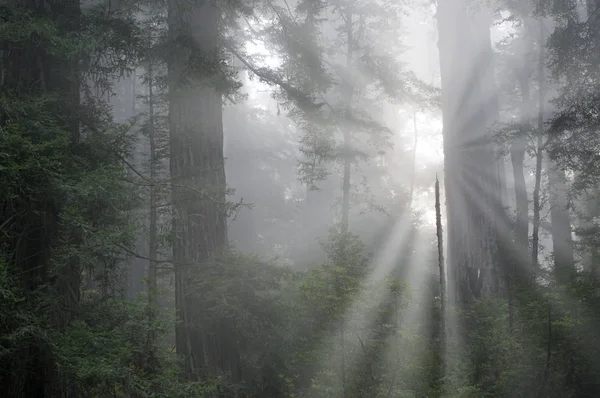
[2,0,600,397]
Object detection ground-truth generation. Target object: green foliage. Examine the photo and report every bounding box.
[7,0,600,397]
[0,1,202,395]
[52,295,214,397]
[439,280,600,398]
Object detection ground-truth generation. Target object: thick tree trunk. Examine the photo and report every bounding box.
[1,0,81,395]
[548,162,575,285]
[577,189,599,275]
[436,0,504,306]
[577,0,600,276]
[168,0,231,379]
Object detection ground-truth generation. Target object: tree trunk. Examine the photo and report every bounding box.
[577,189,599,275]
[409,111,418,208]
[147,61,158,311]
[341,9,354,234]
[548,162,575,285]
[531,21,545,281]
[509,17,534,327]
[435,176,446,353]
[1,0,81,395]
[578,0,600,276]
[514,17,534,273]
[436,0,504,306]
[167,0,231,379]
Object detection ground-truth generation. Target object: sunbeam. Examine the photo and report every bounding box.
[5,0,600,396]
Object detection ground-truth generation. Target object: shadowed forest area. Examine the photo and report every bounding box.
[3,0,600,396]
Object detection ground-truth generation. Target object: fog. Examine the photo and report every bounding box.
[4,0,600,396]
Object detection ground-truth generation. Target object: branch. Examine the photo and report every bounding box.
[282,0,297,23]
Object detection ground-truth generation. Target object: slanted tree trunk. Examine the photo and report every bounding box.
[167,0,233,379]
[436,0,505,306]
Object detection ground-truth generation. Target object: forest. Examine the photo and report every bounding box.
[2,0,600,396]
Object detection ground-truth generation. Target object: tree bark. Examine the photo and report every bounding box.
[147,61,158,311]
[1,0,81,395]
[436,0,505,306]
[409,111,418,208]
[514,18,534,272]
[577,0,600,276]
[548,162,575,285]
[341,8,354,234]
[509,16,534,327]
[531,19,545,282]
[168,0,229,378]
[435,176,446,353]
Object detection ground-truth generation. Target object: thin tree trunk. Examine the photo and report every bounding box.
[435,175,446,353]
[341,9,354,234]
[339,10,356,395]
[537,305,552,397]
[340,323,347,397]
[510,18,534,327]
[531,19,545,282]
[147,61,158,310]
[409,111,418,207]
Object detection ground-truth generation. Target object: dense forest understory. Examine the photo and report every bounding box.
[3,0,600,397]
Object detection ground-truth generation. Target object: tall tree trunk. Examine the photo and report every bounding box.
[514,18,534,271]
[436,0,504,306]
[147,61,158,311]
[435,175,446,355]
[338,10,355,395]
[548,162,575,285]
[1,0,81,395]
[577,190,599,275]
[578,0,600,277]
[531,19,545,282]
[126,72,145,300]
[509,16,534,327]
[409,110,418,207]
[341,8,354,234]
[168,0,230,378]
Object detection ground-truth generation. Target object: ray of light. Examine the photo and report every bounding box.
[330,192,446,393]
